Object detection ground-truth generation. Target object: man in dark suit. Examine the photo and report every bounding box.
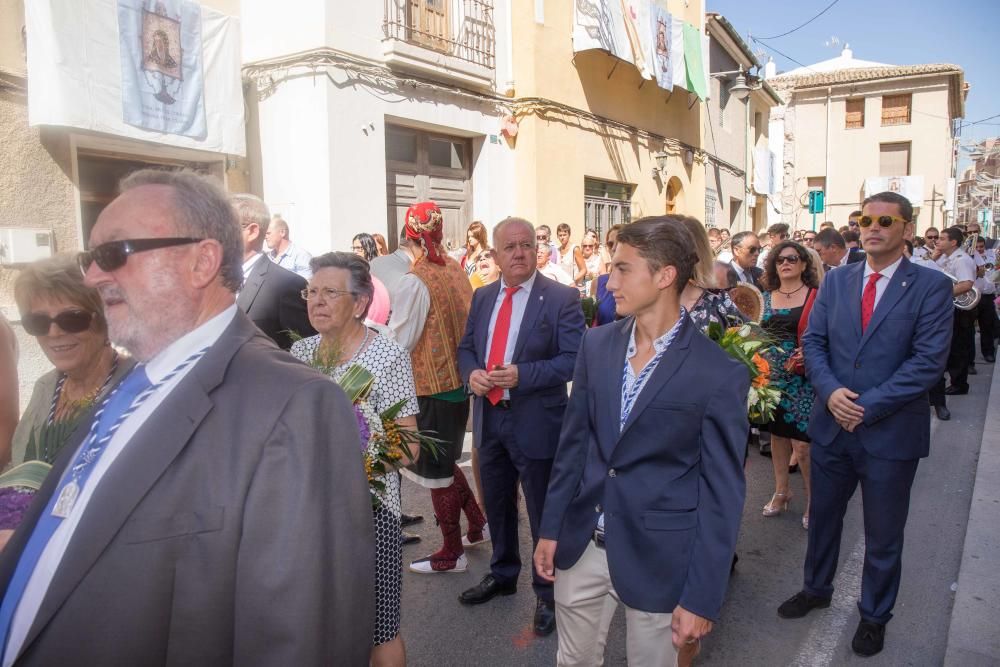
[232,194,315,349]
[534,217,749,664]
[456,217,584,636]
[730,231,764,286]
[0,170,375,665]
[778,191,953,657]
[814,228,865,272]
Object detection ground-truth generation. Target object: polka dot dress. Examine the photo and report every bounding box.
[291,330,419,646]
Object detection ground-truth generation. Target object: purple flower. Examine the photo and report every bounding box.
[0,487,36,531]
[353,404,371,450]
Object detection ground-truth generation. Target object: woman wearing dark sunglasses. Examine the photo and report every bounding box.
[8,255,134,474]
[759,241,820,530]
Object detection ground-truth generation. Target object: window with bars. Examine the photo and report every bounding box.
[881,94,911,126]
[584,178,633,241]
[705,189,718,227]
[845,98,865,129]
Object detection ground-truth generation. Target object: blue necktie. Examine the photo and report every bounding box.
[0,365,152,659]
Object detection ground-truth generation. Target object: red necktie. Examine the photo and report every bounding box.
[861,272,881,331]
[486,286,520,405]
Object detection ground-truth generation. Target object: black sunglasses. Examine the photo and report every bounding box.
[78,237,203,273]
[858,215,906,229]
[775,255,801,265]
[22,309,94,336]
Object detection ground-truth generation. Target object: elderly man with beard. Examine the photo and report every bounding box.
[0,170,375,666]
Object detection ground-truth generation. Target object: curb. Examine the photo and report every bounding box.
[944,358,1000,666]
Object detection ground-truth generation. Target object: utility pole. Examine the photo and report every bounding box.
[930,185,938,228]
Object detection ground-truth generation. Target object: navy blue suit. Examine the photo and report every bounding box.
[540,316,749,619]
[802,257,953,623]
[457,272,584,601]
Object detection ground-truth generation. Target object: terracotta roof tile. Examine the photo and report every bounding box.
[769,63,963,89]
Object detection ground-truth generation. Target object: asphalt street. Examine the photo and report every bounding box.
[397,359,994,667]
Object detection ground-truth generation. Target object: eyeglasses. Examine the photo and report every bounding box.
[78,237,203,274]
[803,235,816,241]
[924,234,939,240]
[536,235,549,241]
[301,287,353,302]
[744,246,762,254]
[775,255,801,265]
[581,244,597,249]
[22,309,94,336]
[859,215,907,228]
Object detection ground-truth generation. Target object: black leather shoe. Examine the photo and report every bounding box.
[759,441,772,458]
[400,513,424,528]
[777,591,831,619]
[533,598,556,636]
[458,574,517,605]
[934,405,951,421]
[945,385,969,395]
[851,619,886,656]
[400,531,421,546]
[985,354,996,363]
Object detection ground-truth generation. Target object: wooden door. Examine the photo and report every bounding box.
[386,125,471,252]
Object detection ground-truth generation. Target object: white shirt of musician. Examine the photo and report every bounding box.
[3,305,237,666]
[936,249,976,283]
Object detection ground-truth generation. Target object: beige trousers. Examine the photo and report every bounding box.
[554,540,678,667]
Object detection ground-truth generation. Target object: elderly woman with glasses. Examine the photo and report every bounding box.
[0,255,135,542]
[290,251,419,667]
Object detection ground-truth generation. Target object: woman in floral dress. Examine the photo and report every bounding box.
[291,252,418,667]
[760,241,820,529]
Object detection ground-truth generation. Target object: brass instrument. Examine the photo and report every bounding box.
[944,233,981,310]
[713,236,733,258]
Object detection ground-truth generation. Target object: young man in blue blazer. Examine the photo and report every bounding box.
[535,217,749,665]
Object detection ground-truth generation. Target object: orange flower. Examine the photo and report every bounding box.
[752,354,770,388]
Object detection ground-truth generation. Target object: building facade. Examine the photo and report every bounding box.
[241,0,516,254]
[766,47,966,233]
[704,14,780,233]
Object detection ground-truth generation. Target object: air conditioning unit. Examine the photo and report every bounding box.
[0,228,54,266]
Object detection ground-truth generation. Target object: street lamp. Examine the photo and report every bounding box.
[712,65,754,101]
[652,150,669,178]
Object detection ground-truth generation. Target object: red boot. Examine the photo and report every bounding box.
[408,483,467,574]
[452,464,489,545]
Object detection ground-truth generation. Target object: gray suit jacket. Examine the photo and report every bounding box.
[0,311,375,665]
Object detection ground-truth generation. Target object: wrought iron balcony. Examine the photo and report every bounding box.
[383,0,495,72]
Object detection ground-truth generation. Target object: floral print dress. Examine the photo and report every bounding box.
[761,291,815,441]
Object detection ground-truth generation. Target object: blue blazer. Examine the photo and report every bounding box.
[457,273,585,460]
[539,316,749,620]
[803,257,953,459]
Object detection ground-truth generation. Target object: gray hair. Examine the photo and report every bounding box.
[231,193,270,253]
[493,217,536,247]
[120,169,243,293]
[271,215,290,239]
[309,251,374,319]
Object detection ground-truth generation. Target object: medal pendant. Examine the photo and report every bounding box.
[51,481,80,518]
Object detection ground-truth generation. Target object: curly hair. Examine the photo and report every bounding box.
[762,241,820,291]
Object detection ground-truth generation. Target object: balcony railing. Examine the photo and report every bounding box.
[384,0,495,71]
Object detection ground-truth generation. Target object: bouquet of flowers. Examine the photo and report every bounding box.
[308,349,443,508]
[705,322,782,424]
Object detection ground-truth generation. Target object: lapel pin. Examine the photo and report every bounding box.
[539,295,544,301]
[901,281,907,287]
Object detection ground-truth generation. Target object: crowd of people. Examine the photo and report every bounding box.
[0,169,995,665]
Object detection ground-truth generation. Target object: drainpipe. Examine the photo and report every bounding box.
[744,96,751,231]
[824,86,832,230]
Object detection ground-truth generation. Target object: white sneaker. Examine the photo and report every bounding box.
[409,553,468,574]
[462,524,491,548]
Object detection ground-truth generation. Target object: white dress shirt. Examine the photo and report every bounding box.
[242,252,265,282]
[484,272,537,401]
[4,305,237,665]
[861,256,903,311]
[537,264,574,286]
[387,273,431,353]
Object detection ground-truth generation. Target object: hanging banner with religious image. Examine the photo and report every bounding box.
[863,176,925,207]
[573,0,697,94]
[24,0,244,155]
[118,0,206,138]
